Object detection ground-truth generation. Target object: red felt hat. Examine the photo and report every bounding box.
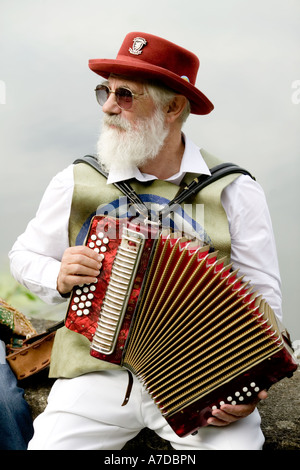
[89,32,214,115]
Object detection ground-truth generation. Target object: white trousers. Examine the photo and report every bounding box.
[28,370,264,450]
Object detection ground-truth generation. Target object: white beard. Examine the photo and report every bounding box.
[96,108,169,173]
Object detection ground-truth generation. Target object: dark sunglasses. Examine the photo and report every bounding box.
[95,84,144,110]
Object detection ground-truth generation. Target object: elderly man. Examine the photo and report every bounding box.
[9,32,281,450]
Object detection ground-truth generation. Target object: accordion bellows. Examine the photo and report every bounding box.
[65,216,297,437]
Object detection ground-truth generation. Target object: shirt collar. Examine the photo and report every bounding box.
[106,133,211,185]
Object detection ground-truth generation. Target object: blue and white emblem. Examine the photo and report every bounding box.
[76,194,212,249]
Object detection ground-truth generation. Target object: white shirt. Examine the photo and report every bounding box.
[9,136,282,320]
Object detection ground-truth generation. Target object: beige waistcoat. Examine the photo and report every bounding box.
[49,149,241,378]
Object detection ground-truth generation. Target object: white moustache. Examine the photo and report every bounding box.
[102,114,132,132]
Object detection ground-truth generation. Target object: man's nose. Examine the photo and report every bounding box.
[102,91,121,114]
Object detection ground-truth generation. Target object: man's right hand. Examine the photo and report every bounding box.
[57,246,103,295]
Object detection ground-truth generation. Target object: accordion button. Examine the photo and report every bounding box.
[83,309,89,315]
[246,392,252,397]
[250,382,256,388]
[88,293,94,299]
[238,396,244,401]
[243,387,248,392]
[77,310,83,316]
[90,286,96,291]
[96,240,102,246]
[91,234,97,241]
[219,401,225,406]
[254,387,260,392]
[231,401,237,405]
[103,237,109,244]
[81,295,87,301]
[76,289,82,295]
[83,287,89,293]
[98,232,104,239]
[74,297,80,303]
[79,303,85,308]
[212,405,217,410]
[235,392,240,397]
[100,246,107,252]
[94,248,100,253]
[227,396,233,402]
[89,242,95,248]
[86,301,92,307]
[71,305,77,311]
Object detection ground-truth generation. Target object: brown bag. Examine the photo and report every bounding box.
[1,297,62,380]
[6,330,57,380]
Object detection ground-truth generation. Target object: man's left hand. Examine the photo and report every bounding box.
[207,390,268,426]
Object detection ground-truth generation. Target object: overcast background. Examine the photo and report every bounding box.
[0,0,299,339]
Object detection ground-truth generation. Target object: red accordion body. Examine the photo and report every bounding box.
[65,215,298,437]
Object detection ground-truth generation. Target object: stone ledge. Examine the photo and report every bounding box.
[257,368,300,450]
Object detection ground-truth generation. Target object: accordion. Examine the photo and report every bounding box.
[65,215,297,437]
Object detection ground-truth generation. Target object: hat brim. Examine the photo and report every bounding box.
[89,58,214,115]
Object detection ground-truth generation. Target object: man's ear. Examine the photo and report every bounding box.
[166,95,188,123]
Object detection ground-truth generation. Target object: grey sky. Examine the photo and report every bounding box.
[0,0,299,337]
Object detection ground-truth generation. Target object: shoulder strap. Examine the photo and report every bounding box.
[74,154,108,178]
[73,155,148,216]
[73,154,255,218]
[172,162,255,207]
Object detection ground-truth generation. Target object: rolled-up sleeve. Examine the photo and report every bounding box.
[9,165,74,304]
[221,175,282,321]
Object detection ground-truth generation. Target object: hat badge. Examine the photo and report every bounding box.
[129,37,147,55]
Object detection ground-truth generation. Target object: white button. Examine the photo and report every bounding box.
[88,293,94,299]
[83,309,90,315]
[227,396,232,402]
[75,289,82,295]
[89,242,95,248]
[100,246,107,252]
[254,387,260,392]
[231,401,236,405]
[71,305,77,311]
[246,392,252,397]
[79,302,85,308]
[91,234,97,241]
[239,396,244,401]
[235,391,240,397]
[90,285,96,291]
[98,232,104,239]
[74,297,80,303]
[250,382,256,388]
[212,405,217,410]
[86,301,92,307]
[219,401,225,406]
[77,310,83,316]
[103,237,109,244]
[243,387,248,392]
[81,295,87,301]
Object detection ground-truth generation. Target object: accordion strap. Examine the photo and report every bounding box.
[73,154,255,220]
[74,155,148,217]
